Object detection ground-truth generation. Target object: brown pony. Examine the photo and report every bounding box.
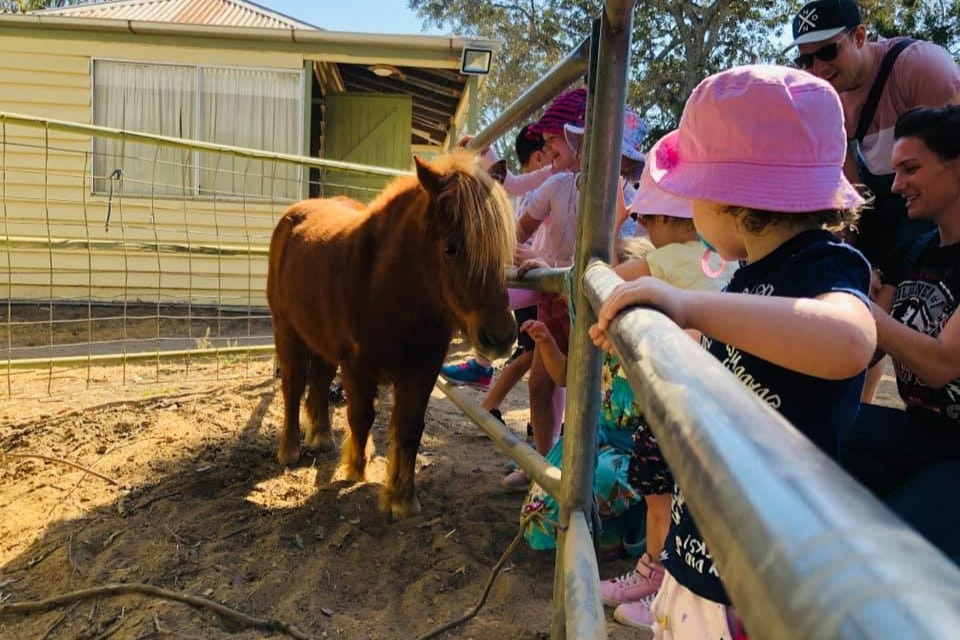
[267,152,517,519]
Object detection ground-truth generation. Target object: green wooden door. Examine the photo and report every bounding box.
[322,94,412,200]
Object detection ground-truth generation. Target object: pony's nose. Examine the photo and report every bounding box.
[478,326,516,357]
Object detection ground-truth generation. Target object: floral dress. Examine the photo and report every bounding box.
[521,354,644,550]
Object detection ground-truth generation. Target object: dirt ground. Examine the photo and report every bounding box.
[0,336,904,640]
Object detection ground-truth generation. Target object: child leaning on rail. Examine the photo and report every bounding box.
[516,156,734,557]
[596,155,737,616]
[589,65,877,639]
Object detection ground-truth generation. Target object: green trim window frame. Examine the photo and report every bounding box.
[92,59,303,201]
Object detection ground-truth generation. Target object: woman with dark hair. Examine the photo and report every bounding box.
[841,105,960,563]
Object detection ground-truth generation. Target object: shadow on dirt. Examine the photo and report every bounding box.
[0,374,562,640]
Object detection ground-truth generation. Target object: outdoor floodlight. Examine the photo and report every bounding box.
[459,47,492,75]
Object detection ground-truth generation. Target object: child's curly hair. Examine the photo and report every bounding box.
[719,205,861,239]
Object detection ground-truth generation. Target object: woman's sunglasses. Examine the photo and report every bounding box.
[793,29,852,69]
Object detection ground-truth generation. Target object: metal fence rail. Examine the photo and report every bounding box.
[439,2,635,637]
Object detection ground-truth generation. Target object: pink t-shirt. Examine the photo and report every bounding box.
[842,37,960,175]
[522,172,578,268]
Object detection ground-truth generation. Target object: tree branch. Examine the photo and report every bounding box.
[0,583,320,640]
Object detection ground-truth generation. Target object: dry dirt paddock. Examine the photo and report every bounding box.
[0,344,903,640]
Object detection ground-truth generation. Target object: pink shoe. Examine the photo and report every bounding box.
[612,594,656,630]
[599,552,664,606]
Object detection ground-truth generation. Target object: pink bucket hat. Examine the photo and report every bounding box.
[563,108,648,160]
[648,64,864,213]
[628,158,692,219]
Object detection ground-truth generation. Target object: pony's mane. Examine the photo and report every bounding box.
[372,151,516,284]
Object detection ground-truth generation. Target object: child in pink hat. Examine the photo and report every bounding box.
[590,65,878,638]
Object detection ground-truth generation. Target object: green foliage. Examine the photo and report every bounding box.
[409,0,960,149]
[0,0,92,13]
[859,0,960,56]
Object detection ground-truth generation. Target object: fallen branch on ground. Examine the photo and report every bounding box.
[0,583,320,640]
[2,452,123,488]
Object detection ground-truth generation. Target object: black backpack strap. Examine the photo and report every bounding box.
[854,38,916,143]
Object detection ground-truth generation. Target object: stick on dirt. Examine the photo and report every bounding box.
[0,583,321,640]
[2,452,123,487]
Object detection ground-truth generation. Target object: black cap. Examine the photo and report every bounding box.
[787,0,862,49]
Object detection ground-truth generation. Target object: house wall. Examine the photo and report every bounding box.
[0,24,307,307]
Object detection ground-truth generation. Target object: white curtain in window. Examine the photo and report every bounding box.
[198,67,301,200]
[93,62,195,196]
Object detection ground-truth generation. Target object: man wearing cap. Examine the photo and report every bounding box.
[786,0,960,275]
[786,0,960,400]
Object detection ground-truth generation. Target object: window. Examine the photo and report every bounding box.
[92,61,302,200]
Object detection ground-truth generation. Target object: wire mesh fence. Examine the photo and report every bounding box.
[1,112,408,399]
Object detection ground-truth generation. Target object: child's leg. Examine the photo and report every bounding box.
[648,571,736,640]
[644,493,671,561]
[552,384,566,431]
[482,349,532,412]
[528,347,560,456]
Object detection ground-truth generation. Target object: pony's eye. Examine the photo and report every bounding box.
[443,241,460,258]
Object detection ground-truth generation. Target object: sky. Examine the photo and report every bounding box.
[255,1,446,35]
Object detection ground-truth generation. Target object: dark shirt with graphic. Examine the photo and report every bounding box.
[886,232,960,426]
[661,229,872,604]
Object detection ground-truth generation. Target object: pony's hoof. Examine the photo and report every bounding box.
[382,494,421,520]
[303,432,335,453]
[277,445,300,466]
[337,463,365,483]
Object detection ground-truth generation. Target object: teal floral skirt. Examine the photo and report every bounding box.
[520,436,642,552]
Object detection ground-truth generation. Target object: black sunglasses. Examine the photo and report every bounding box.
[793,29,852,69]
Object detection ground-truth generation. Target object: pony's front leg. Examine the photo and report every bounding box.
[381,374,434,520]
[303,354,337,453]
[338,368,377,482]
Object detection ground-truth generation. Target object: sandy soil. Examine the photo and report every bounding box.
[0,338,903,640]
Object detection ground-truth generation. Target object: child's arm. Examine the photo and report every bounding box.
[517,212,542,245]
[521,320,567,386]
[614,257,651,281]
[873,301,960,388]
[591,279,876,380]
[609,179,631,266]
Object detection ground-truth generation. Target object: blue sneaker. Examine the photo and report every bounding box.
[440,359,493,391]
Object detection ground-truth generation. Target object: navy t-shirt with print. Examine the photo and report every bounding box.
[886,232,960,426]
[661,229,872,605]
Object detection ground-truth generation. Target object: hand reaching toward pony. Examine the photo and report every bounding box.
[516,257,551,278]
[520,319,567,387]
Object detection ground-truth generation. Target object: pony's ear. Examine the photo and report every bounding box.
[414,156,444,196]
[487,159,507,185]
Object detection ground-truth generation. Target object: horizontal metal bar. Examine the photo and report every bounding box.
[1,111,408,176]
[1,235,268,257]
[435,380,561,498]
[0,344,274,370]
[582,260,960,640]
[506,267,568,294]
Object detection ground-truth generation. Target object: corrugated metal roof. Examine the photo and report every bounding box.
[34,0,318,30]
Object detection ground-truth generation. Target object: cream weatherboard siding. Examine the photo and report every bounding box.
[0,25,305,307]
